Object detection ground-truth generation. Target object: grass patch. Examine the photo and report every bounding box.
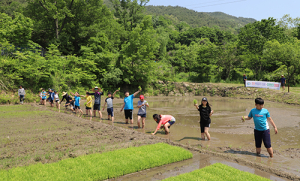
[163,163,269,181]
[0,143,192,181]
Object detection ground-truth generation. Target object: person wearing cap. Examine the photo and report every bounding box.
[60,92,72,109]
[137,95,149,129]
[102,89,119,123]
[280,75,286,91]
[120,87,142,124]
[194,97,214,140]
[38,89,43,105]
[87,86,104,119]
[18,85,25,104]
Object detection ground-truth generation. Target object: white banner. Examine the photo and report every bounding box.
[246,80,281,90]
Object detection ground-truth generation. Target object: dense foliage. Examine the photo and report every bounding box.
[1,0,300,93]
[0,143,193,180]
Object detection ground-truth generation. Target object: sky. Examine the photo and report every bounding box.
[147,0,300,21]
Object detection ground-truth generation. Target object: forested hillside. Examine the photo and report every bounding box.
[145,6,256,32]
[1,0,300,94]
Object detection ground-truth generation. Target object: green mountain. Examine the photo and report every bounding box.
[145,5,256,31]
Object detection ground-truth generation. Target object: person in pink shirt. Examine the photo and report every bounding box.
[151,114,176,135]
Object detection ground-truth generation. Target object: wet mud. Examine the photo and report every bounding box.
[1,96,300,180]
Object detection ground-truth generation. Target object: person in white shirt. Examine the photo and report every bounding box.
[18,85,26,104]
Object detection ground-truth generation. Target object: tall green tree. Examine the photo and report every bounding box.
[25,0,113,55]
[263,40,300,92]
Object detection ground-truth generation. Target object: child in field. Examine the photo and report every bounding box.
[60,92,72,109]
[49,89,55,107]
[38,89,43,105]
[54,91,60,110]
[151,114,176,135]
[70,92,83,115]
[41,88,47,106]
[194,97,214,141]
[65,97,75,112]
[241,98,278,157]
[137,95,149,128]
[18,85,25,104]
[120,88,142,124]
[85,92,93,117]
[87,86,104,119]
[102,89,119,123]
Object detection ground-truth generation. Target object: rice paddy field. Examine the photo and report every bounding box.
[0,101,298,180]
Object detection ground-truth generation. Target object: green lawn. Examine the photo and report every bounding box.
[163,163,269,181]
[0,143,193,181]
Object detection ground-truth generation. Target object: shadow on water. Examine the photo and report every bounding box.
[223,149,269,158]
[177,137,200,142]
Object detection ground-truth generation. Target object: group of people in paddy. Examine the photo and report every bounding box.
[19,85,278,158]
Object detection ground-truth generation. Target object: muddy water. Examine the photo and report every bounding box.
[110,153,287,181]
[76,96,300,178]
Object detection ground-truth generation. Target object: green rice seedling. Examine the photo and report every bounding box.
[0,143,192,181]
[193,99,197,105]
[163,163,269,181]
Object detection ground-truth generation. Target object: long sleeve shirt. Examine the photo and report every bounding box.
[18,88,25,96]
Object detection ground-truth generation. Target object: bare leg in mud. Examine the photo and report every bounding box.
[164,123,170,135]
[267,147,274,158]
[201,127,211,140]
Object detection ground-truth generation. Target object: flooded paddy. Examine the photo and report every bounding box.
[83,96,300,179]
[1,96,300,180]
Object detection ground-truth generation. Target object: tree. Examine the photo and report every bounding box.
[0,12,33,46]
[238,18,288,80]
[263,40,300,92]
[118,15,159,87]
[25,0,113,55]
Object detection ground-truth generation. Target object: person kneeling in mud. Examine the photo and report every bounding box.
[151,114,175,135]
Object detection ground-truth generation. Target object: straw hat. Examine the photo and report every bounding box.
[62,92,67,96]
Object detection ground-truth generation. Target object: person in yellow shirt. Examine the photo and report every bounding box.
[85,92,93,117]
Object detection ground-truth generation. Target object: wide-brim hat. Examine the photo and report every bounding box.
[62,92,67,96]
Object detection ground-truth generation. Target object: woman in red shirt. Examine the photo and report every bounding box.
[151,114,176,135]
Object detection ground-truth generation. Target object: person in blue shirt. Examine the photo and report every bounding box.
[70,92,84,116]
[280,75,286,91]
[241,98,278,158]
[120,88,142,124]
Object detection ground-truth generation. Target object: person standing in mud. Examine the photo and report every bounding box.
[120,88,142,124]
[18,85,26,104]
[87,86,104,119]
[102,89,119,123]
[241,98,278,158]
[194,97,213,141]
[137,95,149,129]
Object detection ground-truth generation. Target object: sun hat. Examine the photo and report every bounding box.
[202,97,208,101]
[281,75,284,77]
[94,86,98,89]
[62,92,67,96]
[139,95,144,99]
